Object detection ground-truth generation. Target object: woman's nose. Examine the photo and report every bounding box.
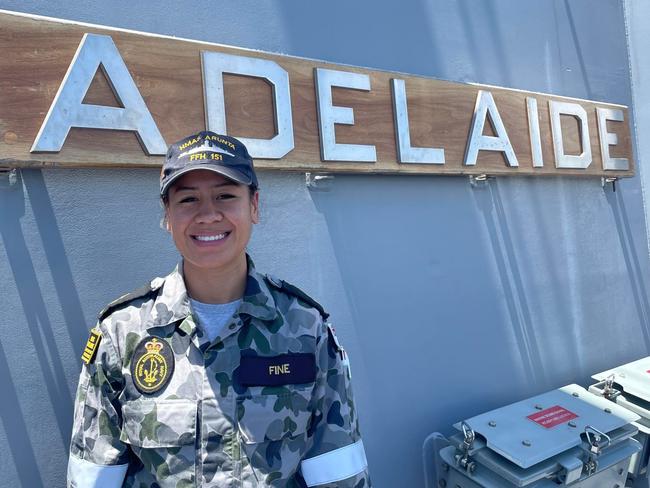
[196,201,223,222]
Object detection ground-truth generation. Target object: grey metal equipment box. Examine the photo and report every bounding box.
[589,357,650,487]
[423,385,642,488]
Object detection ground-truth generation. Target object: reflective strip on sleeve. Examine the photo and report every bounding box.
[300,439,368,486]
[67,454,128,488]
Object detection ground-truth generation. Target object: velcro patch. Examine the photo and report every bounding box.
[239,353,316,386]
[81,329,101,365]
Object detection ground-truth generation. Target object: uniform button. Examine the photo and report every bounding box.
[229,325,236,330]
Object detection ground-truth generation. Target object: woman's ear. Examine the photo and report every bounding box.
[161,200,171,232]
[251,190,260,224]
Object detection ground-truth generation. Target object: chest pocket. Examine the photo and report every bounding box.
[237,385,312,443]
[237,385,313,481]
[120,398,197,486]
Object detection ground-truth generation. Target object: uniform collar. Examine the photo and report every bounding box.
[239,255,278,322]
[147,264,191,330]
[147,254,277,331]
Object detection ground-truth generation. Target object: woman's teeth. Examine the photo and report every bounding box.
[194,233,227,242]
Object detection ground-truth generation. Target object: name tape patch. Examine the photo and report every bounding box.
[81,328,102,365]
[239,353,316,386]
[131,337,175,395]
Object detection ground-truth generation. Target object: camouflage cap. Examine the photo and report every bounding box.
[160,131,258,197]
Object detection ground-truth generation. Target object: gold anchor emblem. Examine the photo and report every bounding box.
[143,356,159,385]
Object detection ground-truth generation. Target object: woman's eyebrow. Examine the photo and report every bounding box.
[174,182,237,192]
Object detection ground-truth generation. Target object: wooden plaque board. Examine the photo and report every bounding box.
[0,11,635,177]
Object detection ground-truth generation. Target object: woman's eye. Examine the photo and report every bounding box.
[179,196,197,203]
[217,194,236,200]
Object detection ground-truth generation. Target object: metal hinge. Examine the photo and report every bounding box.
[582,425,610,476]
[455,422,476,474]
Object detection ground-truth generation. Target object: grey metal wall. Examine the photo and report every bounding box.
[0,1,647,487]
[627,0,650,254]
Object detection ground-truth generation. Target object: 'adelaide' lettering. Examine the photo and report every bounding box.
[526,97,544,168]
[391,78,445,165]
[31,33,167,155]
[315,68,377,163]
[597,107,629,170]
[26,30,630,176]
[202,51,294,159]
[464,90,518,167]
[549,100,592,169]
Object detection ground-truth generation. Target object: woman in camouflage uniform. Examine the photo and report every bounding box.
[67,131,370,487]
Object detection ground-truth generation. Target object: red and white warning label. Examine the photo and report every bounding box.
[527,405,578,429]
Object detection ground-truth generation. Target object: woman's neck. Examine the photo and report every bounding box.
[182,256,248,304]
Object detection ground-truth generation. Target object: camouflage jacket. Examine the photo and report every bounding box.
[68,258,370,487]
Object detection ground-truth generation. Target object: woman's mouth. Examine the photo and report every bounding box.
[192,232,230,242]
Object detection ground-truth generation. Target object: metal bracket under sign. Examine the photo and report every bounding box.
[469,174,493,189]
[0,168,18,188]
[601,176,617,192]
[306,172,334,191]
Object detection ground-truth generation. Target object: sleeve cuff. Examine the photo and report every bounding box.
[67,454,128,488]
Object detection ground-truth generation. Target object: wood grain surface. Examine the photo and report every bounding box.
[0,11,634,177]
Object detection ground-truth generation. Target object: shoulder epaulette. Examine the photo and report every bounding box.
[265,274,329,321]
[97,281,160,322]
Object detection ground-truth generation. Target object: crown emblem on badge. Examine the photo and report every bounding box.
[145,338,164,353]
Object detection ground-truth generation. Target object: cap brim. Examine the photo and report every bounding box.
[160,164,252,197]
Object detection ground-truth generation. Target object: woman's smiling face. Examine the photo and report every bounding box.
[165,169,259,274]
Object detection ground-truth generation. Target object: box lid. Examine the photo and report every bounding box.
[560,384,640,424]
[454,385,632,469]
[592,356,650,404]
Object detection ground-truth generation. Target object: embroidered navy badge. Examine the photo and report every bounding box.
[131,337,174,394]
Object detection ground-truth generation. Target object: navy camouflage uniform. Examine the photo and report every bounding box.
[68,257,370,487]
